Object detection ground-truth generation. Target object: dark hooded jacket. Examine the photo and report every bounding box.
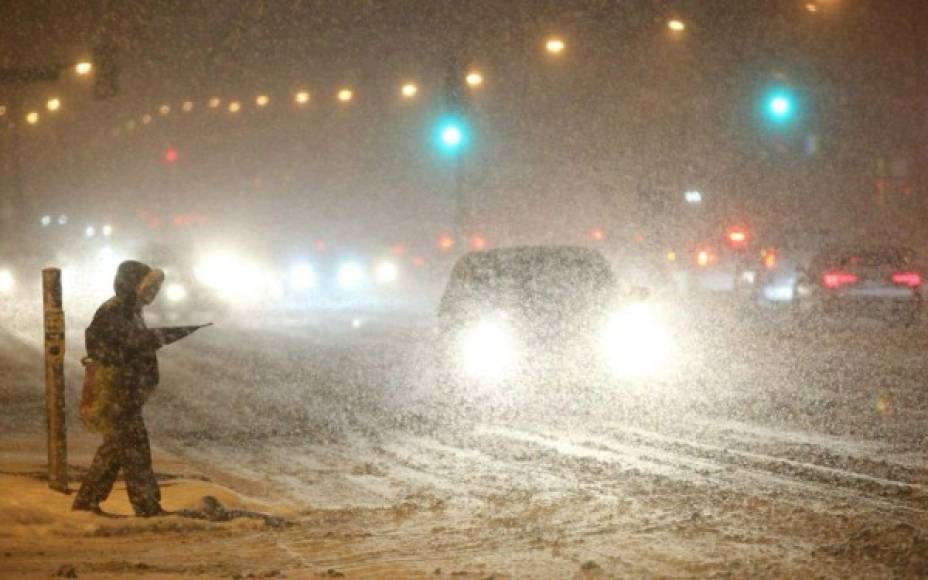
[86,261,162,415]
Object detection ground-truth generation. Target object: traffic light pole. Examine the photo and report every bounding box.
[453,152,466,244]
[443,58,469,247]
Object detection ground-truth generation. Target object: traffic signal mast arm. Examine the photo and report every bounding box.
[0,66,66,85]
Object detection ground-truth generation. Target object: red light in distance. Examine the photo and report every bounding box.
[821,271,858,289]
[891,272,921,287]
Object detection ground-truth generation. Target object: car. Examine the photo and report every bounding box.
[792,244,923,325]
[435,246,677,394]
[138,243,228,324]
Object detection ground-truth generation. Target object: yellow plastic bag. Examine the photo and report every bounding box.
[79,357,122,436]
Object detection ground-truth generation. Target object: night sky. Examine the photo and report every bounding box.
[2,0,926,251]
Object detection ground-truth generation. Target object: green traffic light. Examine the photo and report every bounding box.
[435,116,468,154]
[764,90,796,124]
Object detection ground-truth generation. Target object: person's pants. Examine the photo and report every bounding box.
[72,412,162,515]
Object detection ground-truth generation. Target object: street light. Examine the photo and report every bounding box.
[668,19,686,32]
[465,71,484,88]
[141,114,152,125]
[159,104,171,115]
[46,98,61,112]
[805,2,819,13]
[337,88,354,102]
[255,94,270,107]
[25,111,39,125]
[208,97,221,109]
[75,62,93,75]
[228,101,241,113]
[0,105,5,117]
[545,37,566,55]
[401,82,418,98]
[294,90,310,105]
[182,101,194,112]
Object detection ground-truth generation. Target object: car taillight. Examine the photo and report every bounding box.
[891,272,921,287]
[761,249,777,270]
[821,271,858,289]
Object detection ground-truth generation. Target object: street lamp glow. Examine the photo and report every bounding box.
[75,61,93,75]
[208,97,221,109]
[46,98,61,112]
[85,226,96,238]
[25,111,39,125]
[668,19,686,32]
[684,190,703,204]
[545,37,566,54]
[806,2,819,13]
[255,94,270,107]
[465,71,484,88]
[159,104,171,115]
[0,105,6,117]
[337,88,354,102]
[401,82,418,98]
[182,101,194,112]
[40,215,51,227]
[294,91,310,105]
[102,224,113,237]
[142,114,152,124]
[228,101,241,113]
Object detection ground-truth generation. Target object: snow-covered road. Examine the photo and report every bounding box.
[3,301,927,576]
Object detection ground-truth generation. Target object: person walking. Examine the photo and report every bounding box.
[72,260,167,517]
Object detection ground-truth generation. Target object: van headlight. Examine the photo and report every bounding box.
[165,283,187,303]
[0,269,14,293]
[456,316,519,381]
[600,302,674,379]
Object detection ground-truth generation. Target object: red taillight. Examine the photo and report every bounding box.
[891,272,921,287]
[822,271,858,289]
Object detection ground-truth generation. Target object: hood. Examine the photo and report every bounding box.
[114,260,153,301]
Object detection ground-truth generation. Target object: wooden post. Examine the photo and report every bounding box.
[42,268,68,492]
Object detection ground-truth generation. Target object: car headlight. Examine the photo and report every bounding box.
[600,302,674,379]
[374,260,399,285]
[456,316,519,381]
[337,262,366,290]
[289,263,317,291]
[164,283,187,303]
[194,252,269,303]
[0,269,14,293]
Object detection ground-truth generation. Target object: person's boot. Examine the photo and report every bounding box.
[136,505,172,518]
[72,502,126,519]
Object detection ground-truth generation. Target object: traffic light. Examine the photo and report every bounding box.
[434,116,468,155]
[763,88,796,125]
[93,40,119,100]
